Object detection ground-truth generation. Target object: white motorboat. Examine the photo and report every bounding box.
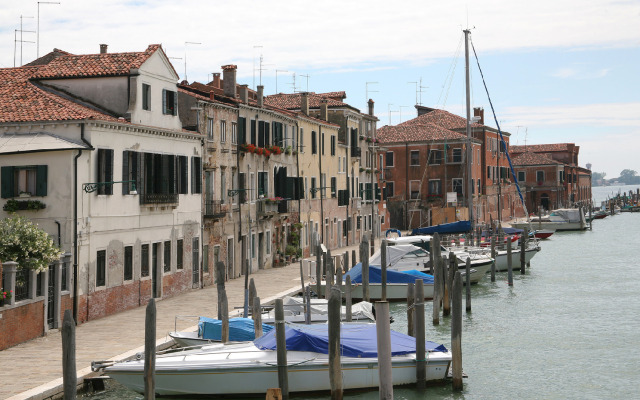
[510,208,587,231]
[103,324,452,396]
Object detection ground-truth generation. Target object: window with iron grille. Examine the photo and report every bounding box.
[177,239,183,269]
[124,246,133,281]
[141,244,149,277]
[96,250,106,287]
[164,241,171,273]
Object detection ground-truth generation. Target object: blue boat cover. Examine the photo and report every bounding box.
[199,317,273,341]
[254,323,447,357]
[344,263,434,285]
[411,220,471,235]
[481,227,523,237]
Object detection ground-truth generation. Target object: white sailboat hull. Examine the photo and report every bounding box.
[320,282,435,301]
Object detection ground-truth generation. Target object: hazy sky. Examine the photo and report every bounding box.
[1,0,638,178]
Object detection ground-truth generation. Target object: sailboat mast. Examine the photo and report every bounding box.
[464,29,474,229]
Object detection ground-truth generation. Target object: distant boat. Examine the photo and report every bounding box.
[103,323,452,396]
[411,220,471,236]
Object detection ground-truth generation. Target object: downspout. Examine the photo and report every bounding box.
[74,122,91,324]
[318,125,324,245]
[405,142,409,229]
[345,124,349,246]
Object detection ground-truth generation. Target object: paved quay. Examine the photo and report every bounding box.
[0,239,378,400]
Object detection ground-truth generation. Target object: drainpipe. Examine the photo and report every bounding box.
[74,122,92,324]
[318,125,324,245]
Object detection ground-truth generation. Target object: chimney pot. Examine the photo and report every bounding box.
[213,73,221,89]
[301,92,309,116]
[221,65,237,98]
[100,44,108,54]
[257,85,264,108]
[368,99,374,116]
[473,107,484,125]
[239,84,249,103]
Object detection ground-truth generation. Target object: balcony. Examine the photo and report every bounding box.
[351,197,361,209]
[257,201,279,218]
[140,193,179,205]
[350,147,361,157]
[278,200,289,213]
[204,200,227,219]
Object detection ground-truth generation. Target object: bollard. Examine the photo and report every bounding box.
[345,275,353,322]
[465,258,471,312]
[62,310,77,400]
[336,261,343,290]
[316,244,323,299]
[253,296,263,338]
[490,236,496,282]
[244,258,250,318]
[442,254,452,317]
[305,286,312,324]
[407,282,415,337]
[375,301,393,399]
[328,287,343,399]
[507,238,513,286]
[361,239,370,302]
[451,272,463,391]
[381,239,388,301]
[275,299,289,399]
[520,229,527,275]
[221,291,229,343]
[144,299,156,400]
[415,279,426,390]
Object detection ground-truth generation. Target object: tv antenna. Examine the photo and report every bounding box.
[37,1,60,58]
[184,41,201,82]
[300,74,310,92]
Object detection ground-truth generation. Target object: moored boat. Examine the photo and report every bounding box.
[510,208,587,231]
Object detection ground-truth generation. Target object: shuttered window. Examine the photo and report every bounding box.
[331,136,336,156]
[191,157,202,194]
[97,149,114,195]
[124,246,133,281]
[238,117,247,145]
[311,131,317,154]
[96,250,106,287]
[122,151,138,194]
[162,89,177,116]
[1,165,47,198]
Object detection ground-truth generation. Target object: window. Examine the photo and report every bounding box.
[386,151,394,167]
[386,181,394,198]
[207,117,214,140]
[338,157,341,173]
[410,180,420,199]
[250,172,255,201]
[142,84,151,111]
[536,171,545,183]
[331,177,337,198]
[191,157,202,194]
[162,89,177,116]
[410,150,420,166]
[1,165,48,198]
[311,177,317,199]
[559,170,565,183]
[322,133,325,155]
[299,128,304,152]
[203,245,209,273]
[429,179,441,195]
[477,149,481,165]
[176,239,183,269]
[518,171,525,182]
[258,171,268,197]
[428,149,442,165]
[452,148,462,163]
[220,120,227,143]
[311,131,317,154]
[178,156,188,194]
[477,179,481,194]
[122,151,138,194]
[266,231,271,254]
[232,122,237,144]
[96,250,106,287]
[321,173,326,197]
[331,135,336,156]
[452,178,463,196]
[164,241,171,273]
[141,244,149,277]
[124,246,133,281]
[251,233,256,259]
[97,149,114,195]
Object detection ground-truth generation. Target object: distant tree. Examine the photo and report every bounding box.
[591,171,606,184]
[618,169,639,184]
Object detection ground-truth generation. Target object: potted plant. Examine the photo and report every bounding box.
[284,146,292,155]
[359,167,365,173]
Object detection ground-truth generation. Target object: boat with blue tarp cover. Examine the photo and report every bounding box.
[168,317,274,347]
[104,323,452,396]
[411,220,471,235]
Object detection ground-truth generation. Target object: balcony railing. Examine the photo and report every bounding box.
[351,147,361,158]
[257,201,279,217]
[278,200,289,213]
[204,200,226,219]
[140,192,179,205]
[351,197,361,209]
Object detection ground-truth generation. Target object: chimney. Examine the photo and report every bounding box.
[473,107,484,124]
[320,99,328,121]
[368,99,374,116]
[257,85,264,108]
[239,84,249,103]
[301,92,309,116]
[221,65,237,98]
[100,44,108,54]
[213,73,221,89]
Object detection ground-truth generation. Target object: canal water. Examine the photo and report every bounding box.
[86,185,640,399]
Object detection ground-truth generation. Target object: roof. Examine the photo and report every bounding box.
[511,151,561,166]
[0,66,119,123]
[264,92,359,112]
[31,44,163,79]
[317,91,346,100]
[0,132,91,154]
[24,48,73,67]
[510,143,573,154]
[377,123,467,144]
[399,108,484,130]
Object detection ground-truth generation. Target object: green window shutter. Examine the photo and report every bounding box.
[258,121,265,147]
[286,176,295,199]
[265,122,270,146]
[35,165,48,196]
[298,177,305,200]
[122,151,130,194]
[250,120,257,145]
[106,149,114,195]
[1,166,14,198]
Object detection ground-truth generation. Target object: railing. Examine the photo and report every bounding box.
[140,193,179,205]
[204,200,226,219]
[350,147,361,157]
[257,201,279,216]
[14,268,30,302]
[278,200,289,213]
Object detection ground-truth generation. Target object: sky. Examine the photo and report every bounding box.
[1,0,638,178]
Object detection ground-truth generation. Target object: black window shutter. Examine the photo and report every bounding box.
[106,149,114,195]
[35,165,48,196]
[258,121,265,147]
[161,155,170,194]
[239,173,246,204]
[297,177,304,200]
[122,151,130,194]
[251,120,257,145]
[238,117,246,144]
[162,89,167,115]
[286,176,295,199]
[1,166,14,198]
[191,157,195,194]
[265,123,270,146]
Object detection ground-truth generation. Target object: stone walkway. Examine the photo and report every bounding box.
[0,239,377,400]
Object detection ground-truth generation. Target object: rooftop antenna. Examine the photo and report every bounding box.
[387,103,394,126]
[419,77,428,106]
[184,41,201,82]
[300,74,310,92]
[37,1,60,58]
[290,72,297,92]
[14,29,35,67]
[514,125,522,145]
[366,81,378,106]
[252,45,262,90]
[275,69,288,93]
[19,15,35,66]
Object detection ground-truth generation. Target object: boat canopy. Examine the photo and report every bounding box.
[411,220,471,235]
[481,227,523,237]
[344,263,434,285]
[199,317,273,341]
[369,244,430,268]
[254,323,447,357]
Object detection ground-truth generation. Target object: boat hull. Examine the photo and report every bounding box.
[493,247,539,272]
[322,282,435,301]
[106,345,452,396]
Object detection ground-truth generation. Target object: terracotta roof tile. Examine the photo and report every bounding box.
[510,143,572,154]
[317,91,346,100]
[32,44,162,79]
[377,123,467,143]
[399,108,483,130]
[24,48,74,67]
[512,151,561,166]
[264,92,359,111]
[0,66,118,123]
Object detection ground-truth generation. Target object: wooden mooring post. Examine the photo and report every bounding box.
[345,275,352,322]
[316,244,323,299]
[325,250,333,300]
[415,279,426,390]
[343,251,349,272]
[465,258,471,312]
[361,238,370,302]
[144,299,156,400]
[490,235,496,282]
[451,272,463,391]
[305,286,312,324]
[62,310,77,400]
[253,296,263,338]
[375,300,393,399]
[299,258,305,296]
[432,256,441,326]
[328,287,343,399]
[381,239,388,301]
[249,278,257,309]
[520,228,527,275]
[407,282,415,336]
[221,290,229,343]
[275,299,289,399]
[507,238,514,286]
[216,261,226,320]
